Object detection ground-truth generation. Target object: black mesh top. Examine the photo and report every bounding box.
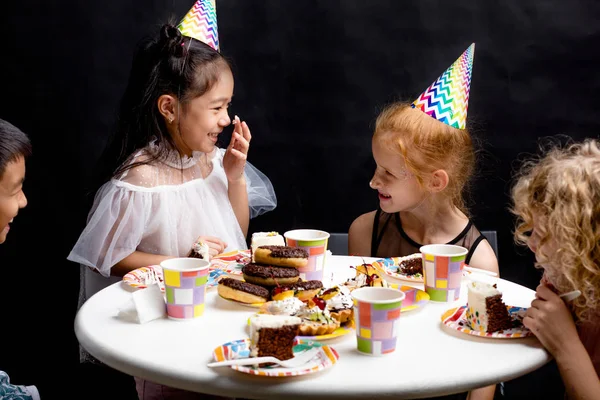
[370,209,486,265]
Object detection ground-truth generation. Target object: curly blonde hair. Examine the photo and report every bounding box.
[374,102,475,214]
[511,139,600,323]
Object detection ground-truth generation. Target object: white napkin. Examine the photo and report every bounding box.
[118,283,166,324]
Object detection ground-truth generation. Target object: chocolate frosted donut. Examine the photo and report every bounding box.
[218,278,270,304]
[290,280,324,301]
[253,245,309,268]
[291,280,323,291]
[242,263,300,286]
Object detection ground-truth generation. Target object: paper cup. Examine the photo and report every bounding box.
[420,244,467,302]
[160,258,210,320]
[351,287,405,356]
[284,229,329,281]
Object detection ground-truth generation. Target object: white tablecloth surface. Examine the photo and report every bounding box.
[75,255,550,399]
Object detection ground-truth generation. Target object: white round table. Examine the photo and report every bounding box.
[74,256,551,399]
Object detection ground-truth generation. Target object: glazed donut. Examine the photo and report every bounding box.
[242,263,300,287]
[217,278,270,304]
[253,245,308,268]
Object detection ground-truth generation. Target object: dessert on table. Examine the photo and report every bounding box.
[249,314,301,360]
[187,239,210,260]
[465,281,513,333]
[250,231,285,261]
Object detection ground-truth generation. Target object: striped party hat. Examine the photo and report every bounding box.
[177,0,219,51]
[412,43,475,129]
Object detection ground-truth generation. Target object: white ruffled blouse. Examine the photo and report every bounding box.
[68,143,276,281]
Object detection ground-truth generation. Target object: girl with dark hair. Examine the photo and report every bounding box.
[68,20,275,399]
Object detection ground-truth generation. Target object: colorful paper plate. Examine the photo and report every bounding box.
[388,284,430,312]
[211,249,251,275]
[123,265,226,291]
[211,338,339,377]
[441,305,532,338]
[372,256,424,283]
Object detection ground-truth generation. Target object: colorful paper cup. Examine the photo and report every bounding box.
[351,287,405,356]
[160,258,210,320]
[420,244,468,302]
[284,229,330,281]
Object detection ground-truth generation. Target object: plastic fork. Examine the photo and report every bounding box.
[207,347,320,368]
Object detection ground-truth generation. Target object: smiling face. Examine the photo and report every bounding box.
[174,67,234,155]
[370,138,426,213]
[0,157,27,243]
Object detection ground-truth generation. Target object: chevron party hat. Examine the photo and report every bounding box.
[178,0,219,51]
[412,43,475,129]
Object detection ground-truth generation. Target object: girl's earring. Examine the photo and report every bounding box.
[168,116,174,123]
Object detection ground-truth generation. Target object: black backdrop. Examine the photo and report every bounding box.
[1,1,599,398]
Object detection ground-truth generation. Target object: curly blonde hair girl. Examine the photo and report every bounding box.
[373,102,475,215]
[511,139,600,323]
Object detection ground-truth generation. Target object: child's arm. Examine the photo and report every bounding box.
[348,211,376,256]
[223,116,251,236]
[466,240,499,275]
[228,177,249,236]
[111,235,228,277]
[112,251,174,277]
[524,285,600,399]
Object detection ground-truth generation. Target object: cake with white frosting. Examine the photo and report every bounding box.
[465,281,512,333]
[187,240,210,261]
[249,314,301,360]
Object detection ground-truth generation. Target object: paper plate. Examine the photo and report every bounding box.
[441,305,532,338]
[211,249,251,275]
[123,265,226,291]
[388,284,430,312]
[211,338,338,377]
[373,256,424,283]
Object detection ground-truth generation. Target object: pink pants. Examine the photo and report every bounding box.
[135,378,234,400]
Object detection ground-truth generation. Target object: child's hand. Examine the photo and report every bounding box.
[523,284,579,357]
[195,236,228,257]
[223,115,251,183]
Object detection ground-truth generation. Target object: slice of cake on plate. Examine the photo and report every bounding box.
[465,281,513,333]
[249,314,301,360]
[396,253,423,277]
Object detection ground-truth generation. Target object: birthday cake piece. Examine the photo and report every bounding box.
[465,281,512,333]
[397,253,423,277]
[187,240,210,261]
[249,314,301,360]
